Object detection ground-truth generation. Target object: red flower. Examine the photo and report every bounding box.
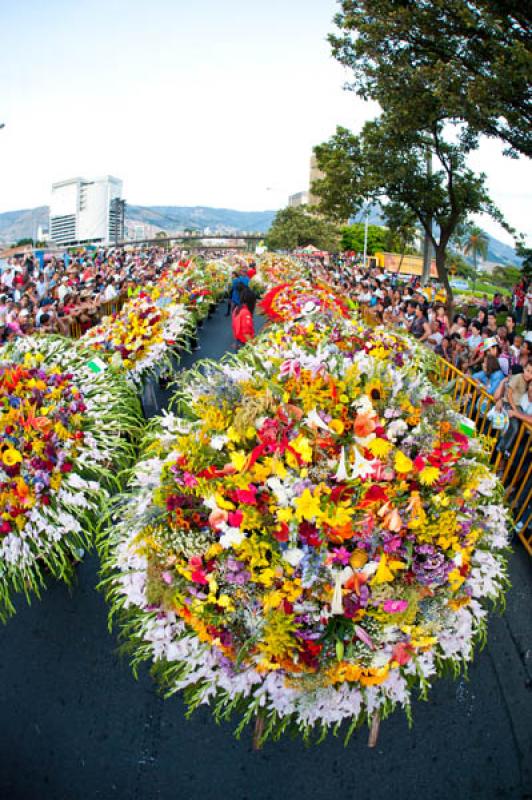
[392,642,414,665]
[234,485,257,505]
[272,522,289,542]
[413,455,425,471]
[228,510,243,528]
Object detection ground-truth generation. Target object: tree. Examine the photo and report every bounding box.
[265,206,341,252]
[16,238,34,247]
[464,226,489,290]
[341,223,387,254]
[515,242,532,281]
[329,0,532,157]
[312,118,508,311]
[491,264,522,290]
[447,253,475,280]
[381,204,420,271]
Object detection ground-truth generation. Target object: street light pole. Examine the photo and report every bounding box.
[421,148,433,286]
[362,202,370,268]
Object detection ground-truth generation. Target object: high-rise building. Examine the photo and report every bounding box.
[288,191,309,207]
[308,153,324,206]
[49,175,125,246]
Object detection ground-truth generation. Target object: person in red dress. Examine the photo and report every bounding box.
[232,286,256,349]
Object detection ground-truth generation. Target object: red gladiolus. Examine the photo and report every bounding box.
[392,642,414,665]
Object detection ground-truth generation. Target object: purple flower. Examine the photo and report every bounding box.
[331,546,351,565]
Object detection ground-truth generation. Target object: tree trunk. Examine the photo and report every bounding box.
[435,247,454,319]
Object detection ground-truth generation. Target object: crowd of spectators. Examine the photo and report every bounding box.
[314,257,532,390]
[0,245,234,344]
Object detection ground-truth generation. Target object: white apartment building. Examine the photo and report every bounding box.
[49,176,125,246]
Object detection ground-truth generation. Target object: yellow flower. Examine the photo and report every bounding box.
[230,450,248,472]
[321,502,353,528]
[214,493,235,511]
[256,568,276,587]
[372,554,407,584]
[276,507,293,523]
[448,568,466,592]
[329,419,345,435]
[216,594,235,611]
[290,434,313,463]
[262,590,284,613]
[2,448,23,466]
[294,487,322,522]
[394,451,413,474]
[419,466,440,486]
[367,438,393,458]
[226,426,241,443]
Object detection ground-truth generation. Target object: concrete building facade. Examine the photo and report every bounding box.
[50,176,124,246]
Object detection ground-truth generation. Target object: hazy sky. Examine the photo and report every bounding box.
[1,0,530,245]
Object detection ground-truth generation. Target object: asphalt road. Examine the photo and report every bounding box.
[1,304,531,800]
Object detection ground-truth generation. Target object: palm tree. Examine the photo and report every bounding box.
[464,226,489,291]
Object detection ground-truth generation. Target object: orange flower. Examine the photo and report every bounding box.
[325,522,355,543]
[208,508,228,529]
[353,413,376,438]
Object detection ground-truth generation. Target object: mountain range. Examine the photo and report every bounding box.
[0,204,521,267]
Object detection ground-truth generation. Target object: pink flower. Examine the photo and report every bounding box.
[183,472,198,487]
[234,485,257,505]
[162,571,173,585]
[228,510,243,528]
[383,599,408,614]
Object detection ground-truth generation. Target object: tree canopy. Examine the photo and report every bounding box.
[329,0,532,157]
[265,206,341,252]
[313,116,508,307]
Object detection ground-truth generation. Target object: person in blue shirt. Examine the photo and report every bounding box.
[472,354,506,414]
[226,269,250,316]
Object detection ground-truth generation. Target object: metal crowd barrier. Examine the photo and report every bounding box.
[68,294,127,339]
[360,305,532,555]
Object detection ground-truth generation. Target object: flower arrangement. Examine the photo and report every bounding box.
[102,293,509,746]
[81,258,232,385]
[0,336,141,620]
[253,255,304,293]
[260,279,351,323]
[81,291,194,386]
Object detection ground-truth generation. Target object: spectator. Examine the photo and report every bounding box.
[473,354,506,396]
[232,286,256,349]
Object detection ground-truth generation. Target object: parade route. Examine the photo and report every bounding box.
[0,303,530,800]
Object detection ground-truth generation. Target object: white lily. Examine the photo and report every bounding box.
[334,446,349,482]
[331,566,353,615]
[304,408,331,432]
[351,446,373,480]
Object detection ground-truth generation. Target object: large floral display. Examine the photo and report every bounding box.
[81,258,232,385]
[103,290,509,745]
[0,336,141,620]
[260,279,352,323]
